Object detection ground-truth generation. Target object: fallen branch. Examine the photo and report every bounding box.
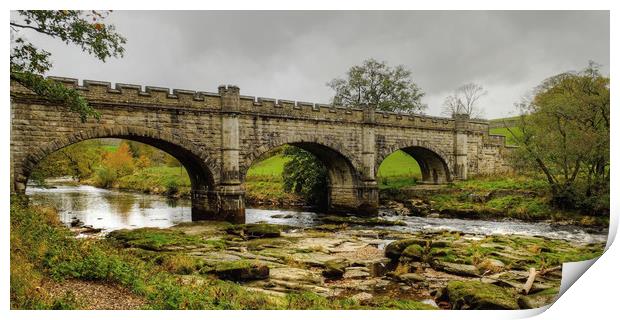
[539,265,561,276]
[522,267,537,294]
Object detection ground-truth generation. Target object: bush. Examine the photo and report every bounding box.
[94,166,117,188]
[165,179,179,197]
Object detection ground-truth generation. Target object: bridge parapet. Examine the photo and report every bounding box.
[13,77,498,133]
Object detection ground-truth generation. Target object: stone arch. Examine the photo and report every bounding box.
[240,135,364,181]
[377,140,453,184]
[241,135,373,214]
[15,125,219,193]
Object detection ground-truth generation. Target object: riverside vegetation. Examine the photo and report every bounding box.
[11,196,604,310]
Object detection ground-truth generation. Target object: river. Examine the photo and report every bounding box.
[26,184,608,244]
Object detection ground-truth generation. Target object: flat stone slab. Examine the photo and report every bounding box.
[270,267,323,285]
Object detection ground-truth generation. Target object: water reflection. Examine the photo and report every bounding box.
[27,185,191,231]
[26,184,608,244]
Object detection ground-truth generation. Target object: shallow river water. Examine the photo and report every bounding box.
[26,184,608,244]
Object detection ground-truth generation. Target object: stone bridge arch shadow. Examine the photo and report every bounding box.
[376,141,454,185]
[15,125,220,220]
[241,136,378,216]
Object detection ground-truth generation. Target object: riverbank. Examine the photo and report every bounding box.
[380,176,609,228]
[10,198,605,310]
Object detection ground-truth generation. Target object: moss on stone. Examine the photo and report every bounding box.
[107,228,203,251]
[225,223,283,239]
[385,238,429,260]
[400,244,424,261]
[445,280,519,310]
[202,260,270,282]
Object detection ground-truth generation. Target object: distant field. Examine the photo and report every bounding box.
[489,127,521,146]
[377,150,421,178]
[245,149,421,190]
[101,145,119,153]
[246,154,291,180]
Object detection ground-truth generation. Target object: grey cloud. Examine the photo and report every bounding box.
[13,10,609,118]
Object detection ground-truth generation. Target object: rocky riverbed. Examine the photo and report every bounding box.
[105,218,605,310]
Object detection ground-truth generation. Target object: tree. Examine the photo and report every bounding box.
[10,10,126,121]
[508,62,609,213]
[31,140,104,183]
[442,83,487,118]
[101,142,135,178]
[282,146,328,207]
[327,58,426,113]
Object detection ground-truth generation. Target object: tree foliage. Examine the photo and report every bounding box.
[442,83,487,118]
[282,146,328,207]
[102,142,135,178]
[327,58,426,113]
[10,10,126,121]
[31,140,104,185]
[508,62,609,213]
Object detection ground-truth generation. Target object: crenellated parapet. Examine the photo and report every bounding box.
[11,77,499,136]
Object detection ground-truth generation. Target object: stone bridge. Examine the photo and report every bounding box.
[10,77,514,223]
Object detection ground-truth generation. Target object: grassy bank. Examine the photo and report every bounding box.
[382,175,608,226]
[10,198,433,310]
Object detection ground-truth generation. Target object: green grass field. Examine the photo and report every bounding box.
[101,145,119,153]
[244,149,421,190]
[377,150,421,178]
[489,127,521,146]
[246,154,291,180]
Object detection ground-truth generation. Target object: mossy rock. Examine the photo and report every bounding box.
[429,240,451,248]
[400,244,425,261]
[322,259,349,279]
[107,228,202,251]
[225,223,282,239]
[385,238,428,260]
[444,280,519,310]
[517,288,559,309]
[203,260,270,282]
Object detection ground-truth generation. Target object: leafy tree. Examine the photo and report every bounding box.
[282,146,328,207]
[31,140,104,183]
[327,58,426,113]
[508,62,609,213]
[101,142,135,178]
[442,83,487,118]
[10,10,126,121]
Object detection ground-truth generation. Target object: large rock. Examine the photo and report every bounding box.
[400,244,425,261]
[351,292,374,303]
[518,289,558,309]
[433,261,480,277]
[226,224,282,239]
[385,238,428,260]
[270,267,323,284]
[443,280,519,310]
[209,260,269,282]
[322,259,349,279]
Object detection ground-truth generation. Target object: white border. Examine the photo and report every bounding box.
[3,1,617,319]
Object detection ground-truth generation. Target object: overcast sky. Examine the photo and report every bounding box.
[12,11,609,118]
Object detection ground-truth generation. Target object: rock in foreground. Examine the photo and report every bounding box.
[443,280,519,310]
